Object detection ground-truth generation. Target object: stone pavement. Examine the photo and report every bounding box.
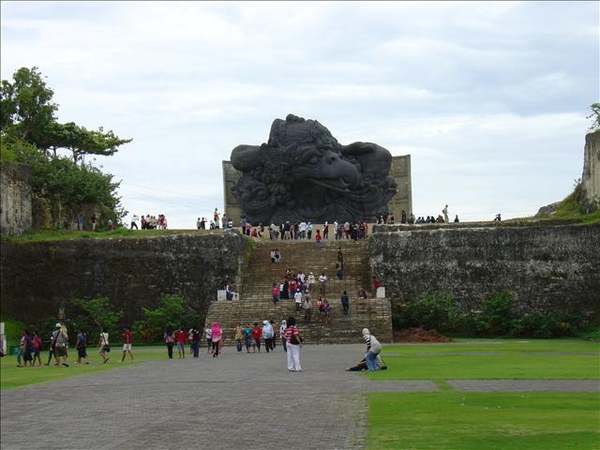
[1,344,597,450]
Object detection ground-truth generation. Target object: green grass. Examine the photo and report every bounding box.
[374,339,599,380]
[364,339,600,450]
[368,392,599,450]
[0,345,166,389]
[2,227,214,242]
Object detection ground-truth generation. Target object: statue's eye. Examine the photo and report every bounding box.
[301,150,321,166]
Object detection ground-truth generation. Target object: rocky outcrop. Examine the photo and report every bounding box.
[581,131,600,212]
[0,232,245,324]
[370,223,600,321]
[0,162,32,236]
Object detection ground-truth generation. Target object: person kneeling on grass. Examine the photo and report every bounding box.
[345,354,387,371]
[361,327,382,372]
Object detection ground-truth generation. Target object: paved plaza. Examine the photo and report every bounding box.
[1,344,597,450]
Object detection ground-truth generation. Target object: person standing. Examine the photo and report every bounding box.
[283,316,302,372]
[17,330,33,367]
[251,322,262,353]
[98,329,110,363]
[164,328,175,359]
[120,327,134,362]
[294,288,303,312]
[175,327,186,359]
[205,325,212,354]
[303,293,312,324]
[213,208,220,229]
[315,229,322,249]
[319,272,328,296]
[271,283,280,304]
[191,327,200,358]
[233,322,244,352]
[262,320,275,353]
[279,320,288,353]
[362,328,382,372]
[31,330,43,366]
[341,290,350,316]
[53,323,69,367]
[131,214,139,230]
[442,205,449,223]
[75,328,88,365]
[210,321,223,358]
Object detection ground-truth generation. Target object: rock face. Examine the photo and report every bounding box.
[1,224,599,327]
[369,223,600,321]
[229,114,397,224]
[0,232,245,324]
[0,162,32,236]
[581,131,600,212]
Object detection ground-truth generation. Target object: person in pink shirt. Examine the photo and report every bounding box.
[210,321,223,358]
[120,327,134,362]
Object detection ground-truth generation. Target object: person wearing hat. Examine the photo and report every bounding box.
[52,323,70,367]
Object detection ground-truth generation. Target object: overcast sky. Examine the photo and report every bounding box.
[2,1,598,229]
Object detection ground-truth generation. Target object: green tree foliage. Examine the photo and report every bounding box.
[134,294,202,343]
[0,66,58,147]
[70,296,124,335]
[0,66,132,228]
[587,103,600,132]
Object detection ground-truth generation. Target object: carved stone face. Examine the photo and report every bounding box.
[230,114,397,224]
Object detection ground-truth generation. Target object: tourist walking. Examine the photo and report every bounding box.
[283,316,302,372]
[279,319,288,353]
[205,325,212,354]
[75,328,88,365]
[175,327,186,359]
[190,327,200,358]
[262,320,275,353]
[164,328,175,359]
[233,322,244,352]
[210,321,223,357]
[341,290,350,316]
[98,329,110,363]
[31,330,42,366]
[53,323,69,367]
[120,327,134,362]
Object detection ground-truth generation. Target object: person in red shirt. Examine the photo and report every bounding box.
[120,327,134,362]
[175,327,186,359]
[250,322,262,353]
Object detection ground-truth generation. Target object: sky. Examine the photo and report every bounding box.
[1,1,598,229]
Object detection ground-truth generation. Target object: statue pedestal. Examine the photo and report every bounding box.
[376,287,386,298]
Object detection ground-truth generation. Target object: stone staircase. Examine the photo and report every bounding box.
[204,237,393,344]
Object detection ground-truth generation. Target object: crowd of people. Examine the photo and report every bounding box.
[12,323,135,368]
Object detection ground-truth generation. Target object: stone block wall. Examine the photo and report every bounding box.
[369,223,600,320]
[0,161,32,236]
[0,232,245,325]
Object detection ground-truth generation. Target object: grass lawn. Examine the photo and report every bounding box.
[0,345,166,389]
[365,339,600,450]
[2,339,599,449]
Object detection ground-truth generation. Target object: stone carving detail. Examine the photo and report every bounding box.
[230,114,397,224]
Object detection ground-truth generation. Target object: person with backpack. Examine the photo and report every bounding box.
[52,323,70,367]
[75,328,88,365]
[17,330,33,367]
[98,329,110,364]
[362,328,382,372]
[283,316,302,372]
[340,291,350,316]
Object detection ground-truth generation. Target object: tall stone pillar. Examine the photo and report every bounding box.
[388,155,412,221]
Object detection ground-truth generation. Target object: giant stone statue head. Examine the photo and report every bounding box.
[230,114,397,224]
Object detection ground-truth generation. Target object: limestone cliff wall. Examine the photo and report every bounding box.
[582,131,600,212]
[369,224,600,319]
[2,225,599,327]
[0,232,245,324]
[0,162,32,236]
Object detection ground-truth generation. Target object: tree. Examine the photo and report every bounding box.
[135,294,201,343]
[0,66,58,147]
[587,103,600,132]
[59,122,132,164]
[70,296,124,334]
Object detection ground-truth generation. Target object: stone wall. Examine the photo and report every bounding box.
[0,232,245,325]
[2,224,599,327]
[0,161,32,236]
[369,223,600,320]
[581,131,600,212]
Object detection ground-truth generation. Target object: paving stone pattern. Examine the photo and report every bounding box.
[1,344,597,450]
